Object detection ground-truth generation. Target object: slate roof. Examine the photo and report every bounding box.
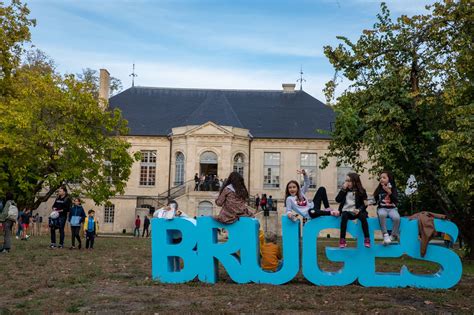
[109,86,334,139]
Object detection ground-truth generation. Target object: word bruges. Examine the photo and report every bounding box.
[151,216,462,289]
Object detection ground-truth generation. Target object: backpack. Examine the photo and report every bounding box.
[7,202,19,221]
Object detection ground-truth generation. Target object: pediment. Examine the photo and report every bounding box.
[185,121,233,136]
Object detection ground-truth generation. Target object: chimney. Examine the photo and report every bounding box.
[99,68,110,109]
[282,83,296,93]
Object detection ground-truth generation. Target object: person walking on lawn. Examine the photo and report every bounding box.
[142,215,150,237]
[0,192,17,253]
[69,198,86,249]
[134,215,141,237]
[50,186,72,249]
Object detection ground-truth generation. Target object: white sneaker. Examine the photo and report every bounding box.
[390,235,398,243]
[15,236,19,240]
[383,233,392,245]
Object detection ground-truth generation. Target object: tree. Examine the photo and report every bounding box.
[321,1,474,258]
[0,0,36,96]
[0,51,139,208]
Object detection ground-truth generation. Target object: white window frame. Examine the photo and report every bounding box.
[140,150,157,186]
[300,153,317,188]
[174,152,185,186]
[263,152,280,189]
[233,153,245,177]
[104,204,115,223]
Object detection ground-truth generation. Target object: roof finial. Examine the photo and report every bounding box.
[297,65,306,91]
[129,63,138,87]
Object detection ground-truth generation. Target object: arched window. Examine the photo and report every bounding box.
[200,151,218,164]
[175,152,185,186]
[233,153,245,177]
[197,201,213,216]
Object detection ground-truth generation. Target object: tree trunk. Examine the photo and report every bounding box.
[32,184,61,210]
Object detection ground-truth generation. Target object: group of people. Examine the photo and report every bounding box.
[0,194,43,253]
[13,208,38,241]
[48,186,99,250]
[284,169,400,249]
[134,214,151,237]
[209,169,401,271]
[194,173,223,192]
[0,187,99,253]
[254,193,275,212]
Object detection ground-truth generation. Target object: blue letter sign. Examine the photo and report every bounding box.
[151,216,462,288]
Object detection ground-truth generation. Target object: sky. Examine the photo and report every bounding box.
[24,0,436,101]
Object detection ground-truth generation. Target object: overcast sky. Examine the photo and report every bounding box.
[25,0,436,101]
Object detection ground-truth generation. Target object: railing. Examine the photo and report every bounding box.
[137,180,279,214]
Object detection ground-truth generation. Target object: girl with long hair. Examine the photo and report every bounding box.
[215,171,253,224]
[285,169,339,221]
[335,172,370,248]
[374,170,400,245]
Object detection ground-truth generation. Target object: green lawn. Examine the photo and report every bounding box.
[0,235,472,313]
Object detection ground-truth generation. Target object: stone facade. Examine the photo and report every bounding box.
[36,121,378,235]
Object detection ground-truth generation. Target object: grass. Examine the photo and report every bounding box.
[0,235,472,313]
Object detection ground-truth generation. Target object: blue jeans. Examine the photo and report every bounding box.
[134,227,140,237]
[50,216,66,246]
[16,221,23,237]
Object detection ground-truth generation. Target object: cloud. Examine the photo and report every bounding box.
[39,46,332,101]
[352,0,435,15]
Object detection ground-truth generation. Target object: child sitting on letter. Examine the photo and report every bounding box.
[153,200,187,271]
[336,172,370,248]
[285,169,339,221]
[215,171,254,224]
[259,230,282,272]
[374,170,400,245]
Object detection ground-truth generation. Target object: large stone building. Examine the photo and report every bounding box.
[38,70,377,234]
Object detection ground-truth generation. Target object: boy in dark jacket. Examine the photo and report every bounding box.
[83,210,99,249]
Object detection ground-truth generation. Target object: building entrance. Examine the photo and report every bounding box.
[200,163,218,177]
[199,151,219,191]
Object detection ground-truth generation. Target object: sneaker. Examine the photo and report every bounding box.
[339,238,347,248]
[390,235,399,243]
[383,233,392,245]
[58,245,63,249]
[69,246,76,250]
[0,249,9,253]
[364,237,371,248]
[78,244,82,250]
[15,236,19,240]
[49,244,56,249]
